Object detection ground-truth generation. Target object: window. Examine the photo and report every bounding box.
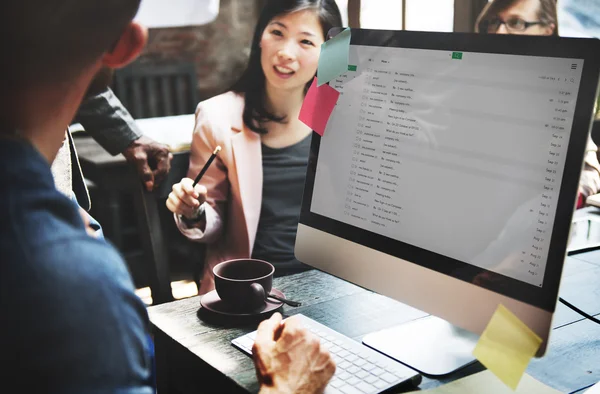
[335,0,350,27]
[360,0,404,30]
[335,0,454,32]
[406,0,453,32]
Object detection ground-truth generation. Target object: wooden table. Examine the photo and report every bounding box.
[148,251,600,394]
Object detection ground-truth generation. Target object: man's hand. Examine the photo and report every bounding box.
[122,135,173,191]
[253,313,336,394]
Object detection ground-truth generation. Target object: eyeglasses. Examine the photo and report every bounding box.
[482,17,544,33]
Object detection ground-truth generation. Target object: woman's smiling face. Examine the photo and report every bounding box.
[260,9,325,92]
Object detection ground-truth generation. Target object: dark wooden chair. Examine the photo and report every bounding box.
[105,61,203,304]
[131,174,174,305]
[132,152,205,305]
[112,61,200,119]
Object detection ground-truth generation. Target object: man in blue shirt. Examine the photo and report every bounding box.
[0,1,335,393]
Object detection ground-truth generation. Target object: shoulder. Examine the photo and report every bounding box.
[30,236,147,333]
[8,189,141,305]
[0,181,152,390]
[34,235,138,294]
[194,91,244,138]
[196,91,244,115]
[2,235,153,391]
[6,224,145,330]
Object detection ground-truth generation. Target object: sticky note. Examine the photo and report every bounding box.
[405,370,562,394]
[586,381,600,394]
[473,304,543,391]
[317,27,351,86]
[299,77,340,136]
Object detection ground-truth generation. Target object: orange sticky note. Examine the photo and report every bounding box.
[473,304,543,391]
[299,76,340,136]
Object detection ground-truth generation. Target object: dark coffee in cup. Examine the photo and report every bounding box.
[213,259,274,311]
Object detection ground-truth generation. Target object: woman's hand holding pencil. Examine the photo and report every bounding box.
[166,146,221,221]
[166,178,207,220]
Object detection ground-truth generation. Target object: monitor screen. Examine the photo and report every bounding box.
[299,30,599,312]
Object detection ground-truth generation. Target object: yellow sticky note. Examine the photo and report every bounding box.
[405,370,562,394]
[473,304,543,390]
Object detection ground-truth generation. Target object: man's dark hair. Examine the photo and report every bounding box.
[230,0,343,134]
[0,0,141,90]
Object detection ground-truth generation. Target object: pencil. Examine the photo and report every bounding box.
[192,146,221,187]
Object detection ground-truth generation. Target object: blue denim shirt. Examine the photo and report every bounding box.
[0,138,154,393]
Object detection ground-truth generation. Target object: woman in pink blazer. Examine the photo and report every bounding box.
[166,0,343,294]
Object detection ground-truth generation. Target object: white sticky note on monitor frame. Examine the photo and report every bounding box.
[586,381,600,393]
[134,0,220,29]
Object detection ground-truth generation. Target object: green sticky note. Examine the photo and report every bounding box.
[317,28,351,86]
[472,304,543,391]
[348,65,357,72]
[452,52,463,60]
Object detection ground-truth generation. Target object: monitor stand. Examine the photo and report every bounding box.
[362,315,479,376]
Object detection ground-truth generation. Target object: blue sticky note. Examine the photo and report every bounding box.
[317,28,351,86]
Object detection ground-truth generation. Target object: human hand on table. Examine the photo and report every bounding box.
[122,135,173,191]
[254,313,336,394]
[166,177,208,219]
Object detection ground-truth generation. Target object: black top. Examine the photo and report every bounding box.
[252,134,312,275]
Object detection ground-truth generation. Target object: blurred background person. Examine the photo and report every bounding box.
[476,0,600,208]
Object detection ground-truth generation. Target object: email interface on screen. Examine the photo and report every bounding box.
[311,45,584,287]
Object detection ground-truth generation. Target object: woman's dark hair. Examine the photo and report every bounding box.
[230,0,343,134]
[475,0,558,36]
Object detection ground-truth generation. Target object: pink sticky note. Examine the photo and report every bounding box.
[299,77,340,136]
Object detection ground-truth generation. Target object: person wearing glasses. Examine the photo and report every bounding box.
[476,0,600,208]
[475,0,557,35]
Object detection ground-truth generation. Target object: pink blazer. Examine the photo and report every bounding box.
[175,92,262,294]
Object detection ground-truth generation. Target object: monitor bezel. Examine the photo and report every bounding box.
[299,28,600,312]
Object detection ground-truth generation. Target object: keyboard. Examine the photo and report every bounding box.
[231,314,421,394]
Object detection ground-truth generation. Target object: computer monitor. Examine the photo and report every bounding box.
[295,28,600,376]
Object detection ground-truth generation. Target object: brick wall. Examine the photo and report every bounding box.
[136,0,261,102]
